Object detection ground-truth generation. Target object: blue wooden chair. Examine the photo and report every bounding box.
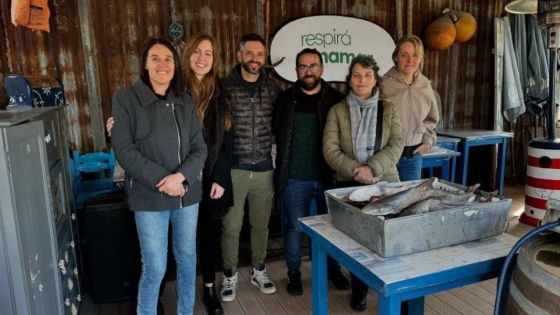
[70,149,120,248]
[70,148,118,210]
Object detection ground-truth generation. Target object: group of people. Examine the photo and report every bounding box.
[108,31,438,315]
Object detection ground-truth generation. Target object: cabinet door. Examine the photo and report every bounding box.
[2,120,62,315]
[41,111,62,170]
[52,109,83,303]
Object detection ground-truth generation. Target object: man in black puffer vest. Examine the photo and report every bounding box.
[273,48,350,296]
[219,33,283,303]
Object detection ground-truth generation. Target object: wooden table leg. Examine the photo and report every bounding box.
[441,159,450,181]
[379,295,424,315]
[378,294,402,315]
[496,137,507,195]
[311,237,328,315]
[457,141,469,186]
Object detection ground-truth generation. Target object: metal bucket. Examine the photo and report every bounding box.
[523,139,560,227]
[504,233,560,315]
[326,180,511,258]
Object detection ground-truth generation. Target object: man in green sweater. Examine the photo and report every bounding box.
[273,48,350,295]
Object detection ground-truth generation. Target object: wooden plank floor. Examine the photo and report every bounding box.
[79,184,532,315]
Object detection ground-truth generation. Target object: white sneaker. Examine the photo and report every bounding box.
[220,269,238,302]
[251,264,276,294]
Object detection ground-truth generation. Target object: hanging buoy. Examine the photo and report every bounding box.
[424,12,456,51]
[446,9,477,43]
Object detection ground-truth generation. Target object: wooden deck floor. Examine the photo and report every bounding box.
[78,184,532,315]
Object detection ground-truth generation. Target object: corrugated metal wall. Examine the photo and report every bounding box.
[1,0,523,183]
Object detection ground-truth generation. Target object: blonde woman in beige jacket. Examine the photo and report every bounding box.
[383,35,439,181]
[322,56,404,311]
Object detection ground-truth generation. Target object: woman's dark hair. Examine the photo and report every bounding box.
[140,38,183,96]
[345,55,385,97]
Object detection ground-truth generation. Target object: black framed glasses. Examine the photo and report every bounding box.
[297,64,321,73]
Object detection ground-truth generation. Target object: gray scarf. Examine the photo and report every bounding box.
[348,88,379,164]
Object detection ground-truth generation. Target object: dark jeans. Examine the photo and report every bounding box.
[197,202,223,284]
[332,181,371,298]
[282,179,338,271]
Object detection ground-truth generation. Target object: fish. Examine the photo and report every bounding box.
[362,178,438,216]
[383,182,419,196]
[398,197,449,217]
[362,178,480,216]
[349,182,384,202]
[342,195,381,208]
[348,181,420,202]
[398,191,478,217]
[431,183,480,204]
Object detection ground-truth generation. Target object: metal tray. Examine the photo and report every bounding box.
[326,179,512,258]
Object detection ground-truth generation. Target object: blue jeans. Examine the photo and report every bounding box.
[282,180,337,271]
[135,204,199,315]
[396,154,423,182]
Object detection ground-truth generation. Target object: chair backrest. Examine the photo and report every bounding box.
[72,148,116,178]
[71,149,116,196]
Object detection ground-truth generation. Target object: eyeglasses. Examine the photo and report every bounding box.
[297,64,321,73]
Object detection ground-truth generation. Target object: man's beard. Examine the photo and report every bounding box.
[299,75,321,91]
[241,60,262,75]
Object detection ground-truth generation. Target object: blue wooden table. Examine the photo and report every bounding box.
[436,129,513,195]
[420,146,460,182]
[434,136,461,181]
[435,136,461,151]
[299,215,518,315]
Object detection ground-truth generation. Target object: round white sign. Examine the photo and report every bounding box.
[270,15,395,82]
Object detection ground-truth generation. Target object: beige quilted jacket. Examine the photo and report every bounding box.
[323,99,404,183]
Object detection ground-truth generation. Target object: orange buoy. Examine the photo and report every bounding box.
[447,9,477,43]
[423,12,456,51]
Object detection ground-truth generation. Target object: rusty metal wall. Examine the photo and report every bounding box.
[0,0,524,182]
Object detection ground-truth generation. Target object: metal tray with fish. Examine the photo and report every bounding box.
[326,178,511,258]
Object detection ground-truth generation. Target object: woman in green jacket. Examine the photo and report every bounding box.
[323,56,404,310]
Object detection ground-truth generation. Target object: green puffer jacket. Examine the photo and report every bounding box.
[323,98,404,183]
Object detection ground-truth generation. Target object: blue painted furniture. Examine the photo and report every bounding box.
[70,149,117,208]
[435,136,461,180]
[437,129,513,195]
[299,215,518,315]
[70,149,119,250]
[420,147,460,182]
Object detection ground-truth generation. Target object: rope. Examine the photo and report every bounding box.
[407,0,413,35]
[396,0,403,39]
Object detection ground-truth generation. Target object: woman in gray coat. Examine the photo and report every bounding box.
[111,38,207,315]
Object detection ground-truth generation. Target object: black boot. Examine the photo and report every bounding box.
[328,265,350,290]
[203,283,224,315]
[350,273,367,311]
[287,269,303,296]
[350,294,367,311]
